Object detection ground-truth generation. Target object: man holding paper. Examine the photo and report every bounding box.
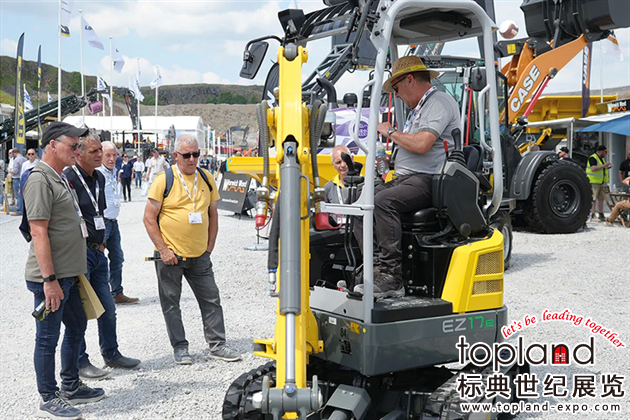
[23,122,104,419]
[64,131,141,380]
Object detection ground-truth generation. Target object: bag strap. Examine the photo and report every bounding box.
[163,166,212,200]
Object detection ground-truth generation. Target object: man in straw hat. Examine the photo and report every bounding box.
[354,56,460,298]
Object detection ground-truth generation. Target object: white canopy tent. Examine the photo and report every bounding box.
[63,115,207,152]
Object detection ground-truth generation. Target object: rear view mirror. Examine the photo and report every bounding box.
[240,41,269,80]
[470,66,487,92]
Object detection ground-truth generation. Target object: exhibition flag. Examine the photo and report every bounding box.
[15,33,25,145]
[60,0,73,37]
[81,15,104,50]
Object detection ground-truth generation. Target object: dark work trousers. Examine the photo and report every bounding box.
[154,251,226,350]
[354,173,433,276]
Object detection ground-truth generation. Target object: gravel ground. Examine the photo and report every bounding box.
[0,187,628,419]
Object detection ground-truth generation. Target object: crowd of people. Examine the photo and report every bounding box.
[17,122,240,419]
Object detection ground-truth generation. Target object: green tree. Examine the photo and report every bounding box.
[248,94,260,104]
[144,94,156,106]
[232,94,247,104]
[206,94,218,104]
[218,90,233,104]
[67,71,82,94]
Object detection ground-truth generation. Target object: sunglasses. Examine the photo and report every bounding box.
[391,76,407,94]
[28,153,36,155]
[58,140,80,151]
[178,151,200,159]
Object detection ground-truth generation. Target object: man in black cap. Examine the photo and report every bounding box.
[586,145,613,222]
[23,121,105,419]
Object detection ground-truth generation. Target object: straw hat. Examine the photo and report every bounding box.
[382,56,440,93]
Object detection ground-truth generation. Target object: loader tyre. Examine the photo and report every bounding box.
[491,211,512,270]
[523,160,591,233]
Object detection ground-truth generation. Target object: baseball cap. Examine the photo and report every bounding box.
[559,147,569,153]
[41,122,90,148]
[597,145,609,151]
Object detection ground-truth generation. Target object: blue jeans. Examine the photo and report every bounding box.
[78,249,122,366]
[135,171,142,188]
[104,219,125,298]
[13,178,23,214]
[27,277,87,401]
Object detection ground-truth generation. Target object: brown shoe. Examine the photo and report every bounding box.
[114,293,139,304]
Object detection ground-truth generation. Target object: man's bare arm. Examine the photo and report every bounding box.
[30,219,64,311]
[143,198,177,264]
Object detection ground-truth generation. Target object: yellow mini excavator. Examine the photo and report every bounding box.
[222,0,627,418]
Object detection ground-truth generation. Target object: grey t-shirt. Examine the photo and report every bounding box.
[394,91,460,176]
[24,161,87,282]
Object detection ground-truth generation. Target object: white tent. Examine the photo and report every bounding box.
[63,115,206,150]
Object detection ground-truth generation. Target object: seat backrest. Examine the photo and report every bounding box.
[463,144,483,172]
[432,158,487,237]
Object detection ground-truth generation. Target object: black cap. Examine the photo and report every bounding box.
[41,122,90,148]
[597,145,609,152]
[560,147,569,153]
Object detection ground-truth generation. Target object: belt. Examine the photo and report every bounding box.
[105,218,117,222]
[87,241,103,251]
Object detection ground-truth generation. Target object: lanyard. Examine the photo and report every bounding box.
[72,165,101,215]
[60,172,85,222]
[175,165,198,212]
[403,86,437,134]
[336,184,344,204]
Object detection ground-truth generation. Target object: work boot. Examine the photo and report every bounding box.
[113,293,139,304]
[598,212,606,222]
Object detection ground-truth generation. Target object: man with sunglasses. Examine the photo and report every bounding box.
[144,134,240,365]
[23,122,105,419]
[354,56,460,298]
[21,148,40,175]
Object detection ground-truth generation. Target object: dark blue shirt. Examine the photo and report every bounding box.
[199,158,210,170]
[115,156,123,172]
[120,161,134,178]
[63,164,107,244]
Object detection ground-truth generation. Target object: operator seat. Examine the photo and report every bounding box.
[401,134,487,237]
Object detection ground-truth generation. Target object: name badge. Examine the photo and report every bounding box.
[94,216,106,230]
[80,220,89,238]
[114,199,121,208]
[188,212,202,224]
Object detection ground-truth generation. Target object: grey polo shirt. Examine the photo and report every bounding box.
[24,161,87,282]
[394,90,460,176]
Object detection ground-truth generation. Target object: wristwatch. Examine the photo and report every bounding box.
[386,127,397,138]
[43,274,57,283]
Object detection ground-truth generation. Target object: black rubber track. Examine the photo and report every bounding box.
[222,361,275,420]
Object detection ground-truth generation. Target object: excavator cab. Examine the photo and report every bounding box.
[224,1,527,419]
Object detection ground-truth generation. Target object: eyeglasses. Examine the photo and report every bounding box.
[391,76,407,94]
[178,151,200,159]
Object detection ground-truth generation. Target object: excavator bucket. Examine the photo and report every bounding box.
[521,0,630,45]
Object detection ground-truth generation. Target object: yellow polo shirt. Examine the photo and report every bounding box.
[148,166,220,258]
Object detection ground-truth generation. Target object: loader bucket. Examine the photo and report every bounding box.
[521,0,630,44]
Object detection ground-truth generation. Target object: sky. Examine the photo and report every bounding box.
[1,0,629,100]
